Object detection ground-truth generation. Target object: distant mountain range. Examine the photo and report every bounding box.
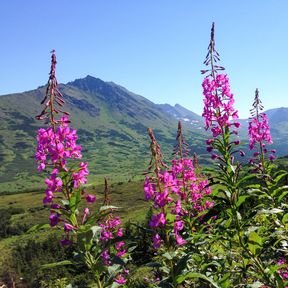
[0,75,287,193]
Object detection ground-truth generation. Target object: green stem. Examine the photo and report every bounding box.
[169,259,176,286]
[95,276,103,288]
[232,205,274,286]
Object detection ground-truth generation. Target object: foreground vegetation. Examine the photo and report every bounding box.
[1,23,288,288]
[0,181,148,287]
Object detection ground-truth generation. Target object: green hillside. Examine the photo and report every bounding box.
[0,76,207,193]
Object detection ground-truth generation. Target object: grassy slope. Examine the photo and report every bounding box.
[0,77,207,194]
[0,180,148,278]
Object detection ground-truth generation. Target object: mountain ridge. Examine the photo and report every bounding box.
[0,75,287,193]
[0,75,206,193]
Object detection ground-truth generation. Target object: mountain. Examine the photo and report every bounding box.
[1,76,287,194]
[265,107,288,124]
[157,104,203,130]
[263,107,288,152]
[0,76,207,193]
[162,103,288,154]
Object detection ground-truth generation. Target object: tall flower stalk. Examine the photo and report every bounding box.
[200,23,282,287]
[144,125,213,286]
[35,51,127,287]
[202,23,241,166]
[35,51,94,244]
[201,23,242,212]
[248,88,275,173]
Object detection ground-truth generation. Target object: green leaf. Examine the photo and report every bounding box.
[127,245,138,253]
[282,213,288,229]
[237,174,258,186]
[100,205,120,212]
[273,171,288,183]
[247,281,265,288]
[249,231,263,245]
[162,252,173,260]
[229,164,236,173]
[108,264,121,278]
[283,213,288,224]
[279,191,288,202]
[176,272,221,287]
[248,231,263,256]
[219,273,231,288]
[174,253,191,276]
[161,266,171,275]
[236,195,251,208]
[90,225,102,239]
[42,260,73,269]
[27,223,50,233]
[69,189,81,213]
[201,261,222,271]
[69,213,78,226]
[60,199,70,206]
[145,262,161,268]
[110,282,121,288]
[271,185,288,197]
[258,208,283,215]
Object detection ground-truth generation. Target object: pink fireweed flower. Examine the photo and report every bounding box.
[115,240,127,257]
[145,155,214,249]
[100,215,123,243]
[277,258,288,281]
[101,249,111,266]
[149,212,166,228]
[60,238,72,246]
[175,233,187,246]
[81,207,89,224]
[115,241,125,250]
[85,194,96,203]
[45,175,62,192]
[248,89,275,167]
[108,216,121,228]
[72,162,89,188]
[116,228,124,237]
[211,153,218,160]
[248,113,272,150]
[144,176,156,200]
[99,212,128,278]
[171,200,182,215]
[269,154,276,162]
[64,223,75,232]
[152,233,162,249]
[174,220,184,232]
[154,189,173,208]
[145,125,215,251]
[43,190,54,204]
[49,213,60,227]
[116,249,126,258]
[202,74,239,132]
[201,58,241,158]
[35,116,83,173]
[115,274,126,284]
[51,203,61,209]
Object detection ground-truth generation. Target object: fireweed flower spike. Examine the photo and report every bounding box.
[144,125,213,249]
[173,121,189,159]
[202,22,241,161]
[35,51,95,245]
[145,128,170,244]
[248,88,274,171]
[36,50,69,128]
[99,177,128,284]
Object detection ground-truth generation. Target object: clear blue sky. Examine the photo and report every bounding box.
[0,0,287,118]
